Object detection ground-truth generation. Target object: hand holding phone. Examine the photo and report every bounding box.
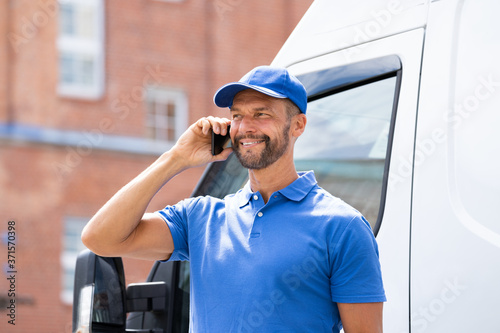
[211,125,231,155]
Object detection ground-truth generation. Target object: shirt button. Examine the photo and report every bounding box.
[253,195,259,200]
[257,212,263,217]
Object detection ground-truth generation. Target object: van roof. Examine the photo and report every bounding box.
[273,0,429,68]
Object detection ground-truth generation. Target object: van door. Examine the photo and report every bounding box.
[411,0,500,331]
[285,28,424,332]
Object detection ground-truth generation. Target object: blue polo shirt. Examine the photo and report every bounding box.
[157,171,385,333]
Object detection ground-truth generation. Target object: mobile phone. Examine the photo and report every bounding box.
[211,125,231,155]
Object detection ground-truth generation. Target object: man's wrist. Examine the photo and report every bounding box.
[157,149,189,176]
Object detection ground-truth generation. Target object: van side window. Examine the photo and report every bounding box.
[295,61,401,234]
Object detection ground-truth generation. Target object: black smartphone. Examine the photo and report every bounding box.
[211,125,231,155]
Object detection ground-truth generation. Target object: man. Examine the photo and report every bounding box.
[82,66,386,332]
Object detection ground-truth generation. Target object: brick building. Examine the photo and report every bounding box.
[0,0,312,331]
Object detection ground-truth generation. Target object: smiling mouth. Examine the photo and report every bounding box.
[235,134,269,149]
[241,141,264,146]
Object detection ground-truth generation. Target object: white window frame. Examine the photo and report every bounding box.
[145,87,188,143]
[61,216,88,304]
[57,0,105,99]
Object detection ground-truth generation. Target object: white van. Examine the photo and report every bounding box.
[72,0,500,332]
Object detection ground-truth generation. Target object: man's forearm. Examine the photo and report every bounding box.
[81,150,186,256]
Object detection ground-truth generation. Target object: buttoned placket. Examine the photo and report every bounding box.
[249,192,264,238]
[249,192,282,239]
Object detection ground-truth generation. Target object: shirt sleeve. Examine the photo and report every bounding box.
[155,198,192,262]
[329,215,387,303]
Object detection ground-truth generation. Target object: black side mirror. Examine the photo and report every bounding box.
[72,250,171,333]
[72,249,127,333]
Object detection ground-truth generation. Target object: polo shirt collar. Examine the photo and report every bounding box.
[278,171,317,201]
[236,171,317,207]
[237,183,254,207]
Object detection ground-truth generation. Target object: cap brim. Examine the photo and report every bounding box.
[214,82,287,108]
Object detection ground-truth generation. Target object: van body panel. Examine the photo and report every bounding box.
[273,0,428,68]
[411,0,500,331]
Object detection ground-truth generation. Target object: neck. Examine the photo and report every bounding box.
[247,157,298,203]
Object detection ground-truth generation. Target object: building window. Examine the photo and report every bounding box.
[61,217,88,304]
[57,0,105,99]
[145,87,188,142]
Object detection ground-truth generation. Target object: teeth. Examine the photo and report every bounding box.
[242,141,261,146]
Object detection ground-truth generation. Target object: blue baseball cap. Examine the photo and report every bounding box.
[213,66,307,114]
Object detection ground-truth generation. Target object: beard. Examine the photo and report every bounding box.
[232,121,291,170]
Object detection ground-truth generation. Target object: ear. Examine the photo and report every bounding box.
[291,113,307,138]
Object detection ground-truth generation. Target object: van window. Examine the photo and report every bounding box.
[295,72,400,233]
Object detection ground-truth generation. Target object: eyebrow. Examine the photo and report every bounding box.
[230,106,272,113]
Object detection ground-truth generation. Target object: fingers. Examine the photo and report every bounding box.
[197,116,231,136]
[168,116,234,171]
[211,146,234,162]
